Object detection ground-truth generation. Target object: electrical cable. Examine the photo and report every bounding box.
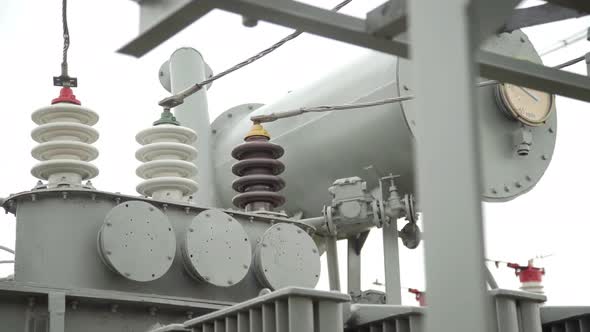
[539,27,588,57]
[0,261,14,264]
[252,53,589,123]
[158,0,354,108]
[61,0,70,77]
[0,246,14,255]
[554,55,586,69]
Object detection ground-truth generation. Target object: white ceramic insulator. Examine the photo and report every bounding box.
[30,102,99,187]
[135,125,198,201]
[520,281,544,294]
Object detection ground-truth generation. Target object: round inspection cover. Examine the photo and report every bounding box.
[182,209,252,287]
[99,201,176,282]
[254,223,321,290]
[397,30,557,201]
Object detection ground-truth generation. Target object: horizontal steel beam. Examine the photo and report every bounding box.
[545,0,590,13]
[478,51,590,102]
[502,3,586,32]
[119,1,213,57]
[119,0,590,102]
[366,0,407,39]
[212,0,410,58]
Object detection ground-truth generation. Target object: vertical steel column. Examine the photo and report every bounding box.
[347,238,362,296]
[326,236,341,291]
[408,1,493,332]
[169,47,218,207]
[48,292,65,332]
[382,221,402,304]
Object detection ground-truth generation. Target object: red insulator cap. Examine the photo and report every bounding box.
[51,87,81,105]
[518,266,545,283]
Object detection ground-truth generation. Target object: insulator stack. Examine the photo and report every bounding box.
[135,110,198,202]
[231,123,286,211]
[31,87,99,188]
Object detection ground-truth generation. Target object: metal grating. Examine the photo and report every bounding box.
[150,287,350,332]
[151,288,549,332]
[346,290,546,332]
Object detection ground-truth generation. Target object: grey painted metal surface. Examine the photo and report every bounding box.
[398,30,557,202]
[98,200,176,282]
[168,47,219,206]
[382,221,401,304]
[345,290,545,332]
[5,188,312,302]
[408,1,496,332]
[0,281,227,332]
[212,32,555,217]
[253,223,321,290]
[181,209,252,287]
[120,0,590,105]
[326,236,342,291]
[173,287,349,332]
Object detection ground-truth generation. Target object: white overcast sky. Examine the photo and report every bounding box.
[1,0,590,305]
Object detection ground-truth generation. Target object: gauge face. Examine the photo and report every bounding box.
[496,83,554,126]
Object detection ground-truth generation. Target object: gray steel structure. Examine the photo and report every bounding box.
[2,1,590,331]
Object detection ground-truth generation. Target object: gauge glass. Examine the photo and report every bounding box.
[496,83,553,126]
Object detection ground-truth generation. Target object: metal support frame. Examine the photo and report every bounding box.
[120,0,590,104]
[382,221,401,304]
[366,0,407,39]
[409,0,498,332]
[502,3,586,32]
[347,231,369,296]
[48,292,65,332]
[545,0,590,13]
[326,236,341,292]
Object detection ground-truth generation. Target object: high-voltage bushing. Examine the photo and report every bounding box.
[98,201,176,282]
[181,209,252,287]
[231,123,285,212]
[31,87,99,187]
[136,110,198,201]
[253,223,320,290]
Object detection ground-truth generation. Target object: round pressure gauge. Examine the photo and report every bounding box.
[495,83,554,126]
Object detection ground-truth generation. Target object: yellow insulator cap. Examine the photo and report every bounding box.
[245,122,270,139]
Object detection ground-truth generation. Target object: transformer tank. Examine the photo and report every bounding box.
[212,30,557,217]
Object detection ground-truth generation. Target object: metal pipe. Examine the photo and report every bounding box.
[299,216,326,230]
[169,48,218,207]
[326,236,341,291]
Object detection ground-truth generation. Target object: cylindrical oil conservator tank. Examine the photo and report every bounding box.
[211,31,557,218]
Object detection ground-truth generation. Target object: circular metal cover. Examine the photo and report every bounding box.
[254,223,320,290]
[182,209,252,287]
[98,201,176,282]
[397,30,557,201]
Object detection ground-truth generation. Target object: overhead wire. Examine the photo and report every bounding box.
[0,246,14,255]
[539,27,588,56]
[158,0,354,108]
[61,0,70,77]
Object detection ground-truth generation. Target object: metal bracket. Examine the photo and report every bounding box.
[366,0,407,39]
[53,75,77,88]
[352,231,370,255]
